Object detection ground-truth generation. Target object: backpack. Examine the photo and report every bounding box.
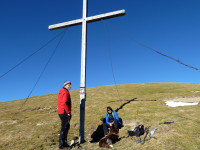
[128,124,145,137]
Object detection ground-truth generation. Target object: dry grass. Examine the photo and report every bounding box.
[0,83,200,150]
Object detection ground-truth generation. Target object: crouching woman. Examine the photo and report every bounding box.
[103,106,122,136]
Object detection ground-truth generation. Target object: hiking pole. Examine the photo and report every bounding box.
[141,126,151,145]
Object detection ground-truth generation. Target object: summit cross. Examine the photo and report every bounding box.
[48,0,125,143]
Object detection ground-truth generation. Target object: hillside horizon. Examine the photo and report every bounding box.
[1,82,200,103]
[0,82,200,150]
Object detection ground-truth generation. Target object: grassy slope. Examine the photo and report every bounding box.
[0,83,200,150]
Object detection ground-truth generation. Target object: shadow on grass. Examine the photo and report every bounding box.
[112,98,157,113]
[115,98,137,112]
[90,120,104,143]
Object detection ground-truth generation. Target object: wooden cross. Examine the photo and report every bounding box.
[49,0,125,143]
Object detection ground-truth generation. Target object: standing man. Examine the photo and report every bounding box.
[58,81,72,149]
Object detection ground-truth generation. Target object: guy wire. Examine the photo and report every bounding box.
[0,29,67,79]
[19,29,67,110]
[105,22,200,72]
[103,21,121,101]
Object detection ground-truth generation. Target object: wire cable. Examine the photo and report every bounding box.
[0,29,67,79]
[19,29,67,109]
[103,21,121,100]
[105,22,200,72]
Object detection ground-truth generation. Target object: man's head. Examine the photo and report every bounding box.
[64,81,71,91]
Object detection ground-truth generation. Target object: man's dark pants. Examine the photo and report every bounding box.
[59,112,70,148]
[103,119,118,136]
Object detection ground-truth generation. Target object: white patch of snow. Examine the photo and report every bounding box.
[165,101,199,107]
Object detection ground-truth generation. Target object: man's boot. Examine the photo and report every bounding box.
[63,133,69,147]
[59,132,65,149]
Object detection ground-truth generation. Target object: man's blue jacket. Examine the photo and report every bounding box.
[105,110,121,125]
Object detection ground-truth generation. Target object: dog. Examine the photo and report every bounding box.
[99,126,119,148]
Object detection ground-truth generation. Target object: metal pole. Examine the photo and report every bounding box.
[79,0,87,143]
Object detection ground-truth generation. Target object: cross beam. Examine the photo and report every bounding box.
[49,0,125,143]
[49,9,125,30]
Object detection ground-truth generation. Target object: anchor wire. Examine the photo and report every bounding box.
[105,22,200,72]
[103,21,121,100]
[0,29,67,79]
[19,29,67,109]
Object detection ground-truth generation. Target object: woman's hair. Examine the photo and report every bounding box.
[107,106,112,111]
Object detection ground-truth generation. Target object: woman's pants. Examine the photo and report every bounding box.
[103,119,118,136]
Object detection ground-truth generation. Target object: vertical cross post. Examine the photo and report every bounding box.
[79,0,87,143]
[48,0,125,143]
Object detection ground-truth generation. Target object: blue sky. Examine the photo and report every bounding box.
[1,0,200,102]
